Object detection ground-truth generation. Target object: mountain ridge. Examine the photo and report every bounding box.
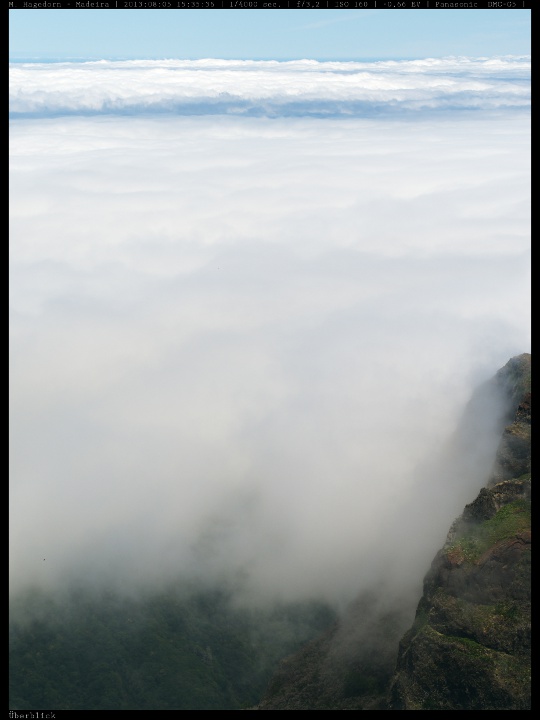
[253,353,531,711]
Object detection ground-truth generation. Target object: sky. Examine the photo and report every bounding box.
[9,8,531,61]
[9,10,531,610]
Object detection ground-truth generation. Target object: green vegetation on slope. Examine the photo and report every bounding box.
[445,498,530,565]
[9,584,335,710]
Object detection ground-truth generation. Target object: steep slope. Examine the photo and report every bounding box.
[252,590,412,710]
[387,353,531,710]
[254,354,531,711]
[9,586,335,710]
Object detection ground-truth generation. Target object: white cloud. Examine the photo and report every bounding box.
[9,77,530,607]
[9,56,530,118]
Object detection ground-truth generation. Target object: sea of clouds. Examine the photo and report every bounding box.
[9,55,530,117]
[9,56,530,607]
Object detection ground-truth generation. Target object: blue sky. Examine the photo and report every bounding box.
[9,8,530,61]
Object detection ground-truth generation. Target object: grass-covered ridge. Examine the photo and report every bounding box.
[445,498,530,565]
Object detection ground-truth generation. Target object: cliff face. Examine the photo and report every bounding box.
[388,353,531,710]
[254,354,531,711]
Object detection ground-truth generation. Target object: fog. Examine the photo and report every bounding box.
[9,57,530,609]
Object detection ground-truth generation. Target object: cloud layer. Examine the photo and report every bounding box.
[9,59,530,608]
[9,55,530,118]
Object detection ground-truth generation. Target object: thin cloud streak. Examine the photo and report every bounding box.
[9,56,530,118]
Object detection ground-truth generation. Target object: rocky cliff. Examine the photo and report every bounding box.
[253,354,531,711]
[388,353,531,710]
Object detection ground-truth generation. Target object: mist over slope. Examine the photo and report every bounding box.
[9,57,530,609]
[10,354,530,711]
